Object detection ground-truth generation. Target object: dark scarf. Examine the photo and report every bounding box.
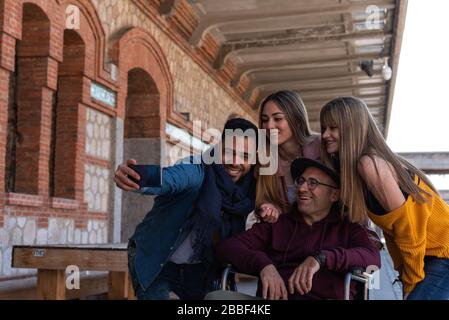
[189,160,256,264]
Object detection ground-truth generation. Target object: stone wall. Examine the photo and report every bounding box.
[91,0,255,129]
[0,216,107,276]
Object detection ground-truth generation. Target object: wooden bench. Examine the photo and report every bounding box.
[11,244,135,300]
[0,271,109,300]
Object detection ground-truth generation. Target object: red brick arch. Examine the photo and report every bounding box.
[60,0,109,82]
[0,0,111,228]
[111,27,175,138]
[2,0,108,78]
[8,0,63,62]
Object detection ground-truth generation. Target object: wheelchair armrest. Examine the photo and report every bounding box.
[350,267,365,276]
[221,265,235,291]
[344,267,373,300]
[220,265,258,291]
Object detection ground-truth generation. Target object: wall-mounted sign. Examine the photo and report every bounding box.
[90,82,116,108]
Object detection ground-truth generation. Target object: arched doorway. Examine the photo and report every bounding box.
[121,68,162,240]
[125,68,161,139]
[111,28,173,242]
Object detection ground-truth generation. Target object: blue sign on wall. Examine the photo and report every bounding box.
[90,82,116,108]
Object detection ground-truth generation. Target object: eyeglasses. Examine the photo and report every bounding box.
[294,177,337,190]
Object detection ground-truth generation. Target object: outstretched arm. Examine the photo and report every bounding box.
[114,159,204,196]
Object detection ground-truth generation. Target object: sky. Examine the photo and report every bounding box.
[387,0,449,153]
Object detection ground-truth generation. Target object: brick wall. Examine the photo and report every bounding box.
[93,0,256,130]
[0,0,256,277]
[125,68,161,139]
[0,0,112,277]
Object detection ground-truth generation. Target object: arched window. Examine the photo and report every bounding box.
[125,68,161,139]
[8,3,51,195]
[51,29,86,199]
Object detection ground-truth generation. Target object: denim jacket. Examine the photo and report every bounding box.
[129,157,205,290]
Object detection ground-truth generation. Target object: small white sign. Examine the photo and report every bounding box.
[32,249,46,257]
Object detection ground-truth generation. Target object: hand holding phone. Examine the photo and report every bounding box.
[128,164,162,189]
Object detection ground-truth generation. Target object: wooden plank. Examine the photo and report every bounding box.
[13,244,127,250]
[107,271,135,300]
[12,246,128,272]
[0,272,110,300]
[67,272,109,299]
[36,270,66,300]
[128,273,137,300]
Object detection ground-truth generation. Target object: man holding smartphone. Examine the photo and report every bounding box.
[114,118,259,300]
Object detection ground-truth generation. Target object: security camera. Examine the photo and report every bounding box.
[360,60,374,77]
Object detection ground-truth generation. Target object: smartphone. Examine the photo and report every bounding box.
[128,164,162,188]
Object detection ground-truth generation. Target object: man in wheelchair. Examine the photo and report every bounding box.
[213,158,381,300]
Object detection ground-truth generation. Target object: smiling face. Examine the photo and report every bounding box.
[322,126,340,154]
[221,135,256,182]
[296,167,340,222]
[260,101,294,146]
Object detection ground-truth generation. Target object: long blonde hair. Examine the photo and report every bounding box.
[256,90,314,211]
[320,96,437,223]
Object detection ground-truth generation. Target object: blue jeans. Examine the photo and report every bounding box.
[407,257,449,300]
[128,242,210,300]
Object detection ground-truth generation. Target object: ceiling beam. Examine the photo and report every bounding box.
[309,115,385,125]
[222,21,346,40]
[302,93,386,103]
[261,77,384,92]
[189,0,395,46]
[232,52,385,87]
[341,1,358,101]
[265,83,385,95]
[248,64,378,79]
[243,71,382,101]
[255,83,386,107]
[307,104,385,119]
[215,30,391,69]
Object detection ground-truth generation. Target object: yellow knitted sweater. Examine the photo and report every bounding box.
[368,176,449,293]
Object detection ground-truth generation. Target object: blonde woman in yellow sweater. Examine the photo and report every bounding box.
[319,96,449,300]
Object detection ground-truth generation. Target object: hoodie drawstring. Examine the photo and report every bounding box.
[318,223,327,250]
[283,219,298,265]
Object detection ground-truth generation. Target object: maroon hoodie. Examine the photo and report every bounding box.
[216,205,381,300]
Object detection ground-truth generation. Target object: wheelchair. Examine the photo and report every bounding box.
[218,265,376,300]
